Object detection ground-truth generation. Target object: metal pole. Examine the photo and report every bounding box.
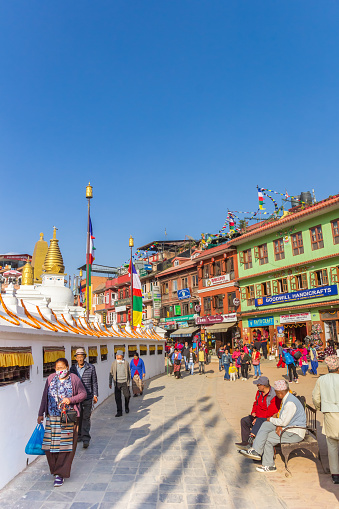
[130,245,133,328]
[86,198,90,321]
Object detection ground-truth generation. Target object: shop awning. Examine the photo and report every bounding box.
[170,327,199,338]
[205,322,237,333]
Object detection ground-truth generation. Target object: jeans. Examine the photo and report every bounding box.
[223,364,230,380]
[288,363,298,381]
[253,421,303,467]
[199,361,205,374]
[241,364,249,378]
[183,356,188,370]
[254,364,261,377]
[218,358,223,371]
[240,415,267,443]
[188,362,194,375]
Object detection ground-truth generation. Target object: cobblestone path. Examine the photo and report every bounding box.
[0,368,298,509]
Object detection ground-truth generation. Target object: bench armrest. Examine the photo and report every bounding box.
[279,426,307,447]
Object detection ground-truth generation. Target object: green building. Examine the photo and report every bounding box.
[231,195,339,351]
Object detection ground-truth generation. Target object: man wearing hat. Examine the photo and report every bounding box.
[312,355,339,484]
[235,376,280,447]
[70,347,98,448]
[239,380,306,472]
[109,350,131,417]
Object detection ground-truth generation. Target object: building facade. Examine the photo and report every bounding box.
[231,195,339,351]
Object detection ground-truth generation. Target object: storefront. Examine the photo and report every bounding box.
[279,313,312,346]
[246,317,274,345]
[196,313,238,352]
[160,314,198,343]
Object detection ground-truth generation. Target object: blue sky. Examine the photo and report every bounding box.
[1,1,339,275]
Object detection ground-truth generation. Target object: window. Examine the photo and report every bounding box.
[142,284,146,294]
[258,244,268,265]
[119,290,123,299]
[157,345,163,355]
[227,292,236,313]
[331,220,339,244]
[213,294,224,313]
[140,345,147,356]
[310,225,324,250]
[214,261,222,276]
[243,250,252,270]
[174,260,180,266]
[182,303,189,315]
[149,346,156,356]
[111,293,115,305]
[310,269,328,288]
[161,283,169,295]
[203,296,211,313]
[88,347,98,364]
[203,265,210,279]
[274,238,285,261]
[242,285,255,306]
[226,257,235,278]
[257,282,271,297]
[192,274,199,287]
[290,273,308,291]
[128,346,137,358]
[172,280,178,292]
[100,345,108,362]
[44,347,66,375]
[181,277,188,289]
[272,278,288,294]
[0,347,32,386]
[291,232,304,256]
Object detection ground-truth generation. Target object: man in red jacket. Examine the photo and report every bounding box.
[235,376,280,447]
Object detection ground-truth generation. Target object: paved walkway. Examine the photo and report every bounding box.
[1,361,338,509]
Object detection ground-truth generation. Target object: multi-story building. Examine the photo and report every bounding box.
[195,243,241,351]
[156,254,200,340]
[231,194,339,351]
[105,273,130,325]
[92,283,107,323]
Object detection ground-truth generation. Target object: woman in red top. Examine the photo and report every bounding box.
[130,352,146,396]
[252,347,262,379]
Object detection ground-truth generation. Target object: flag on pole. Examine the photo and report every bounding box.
[258,188,265,210]
[128,260,143,326]
[86,217,95,312]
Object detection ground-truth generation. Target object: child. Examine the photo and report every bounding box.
[236,354,242,379]
[229,362,237,381]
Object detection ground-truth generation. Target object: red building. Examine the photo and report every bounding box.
[105,273,130,325]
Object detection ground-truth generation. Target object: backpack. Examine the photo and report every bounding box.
[293,350,302,360]
[283,351,295,365]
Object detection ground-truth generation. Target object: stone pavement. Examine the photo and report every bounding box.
[0,361,338,509]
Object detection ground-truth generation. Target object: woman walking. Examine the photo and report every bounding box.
[38,358,87,487]
[252,347,261,379]
[172,348,182,379]
[310,344,319,375]
[130,352,146,396]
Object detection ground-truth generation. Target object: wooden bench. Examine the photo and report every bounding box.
[275,395,326,477]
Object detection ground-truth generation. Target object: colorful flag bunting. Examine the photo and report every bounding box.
[128,260,143,327]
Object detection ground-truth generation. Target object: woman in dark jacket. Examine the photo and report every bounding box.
[130,352,146,396]
[38,358,87,487]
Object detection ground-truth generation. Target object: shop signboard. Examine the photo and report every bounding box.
[280,313,311,324]
[178,321,189,328]
[115,305,127,313]
[144,264,152,271]
[206,274,230,287]
[153,296,161,318]
[160,314,196,323]
[196,313,237,325]
[175,305,181,316]
[177,288,191,300]
[248,317,274,327]
[255,285,338,307]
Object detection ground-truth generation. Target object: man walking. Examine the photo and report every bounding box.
[198,346,205,375]
[70,347,98,449]
[187,346,196,375]
[182,342,190,371]
[312,355,339,484]
[109,350,131,417]
[217,345,224,372]
[222,348,232,381]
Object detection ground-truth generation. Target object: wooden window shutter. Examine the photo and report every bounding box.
[290,276,297,291]
[240,287,247,300]
[249,285,255,299]
[254,246,259,259]
[255,284,262,297]
[272,280,278,295]
[282,278,288,293]
[266,281,271,295]
[239,252,244,264]
[309,272,316,288]
[301,273,308,289]
[330,267,338,284]
[322,269,328,285]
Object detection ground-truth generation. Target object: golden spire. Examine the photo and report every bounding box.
[21,259,34,285]
[43,227,65,274]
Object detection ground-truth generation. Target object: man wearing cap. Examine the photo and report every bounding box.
[240,380,306,472]
[70,347,98,449]
[312,355,339,484]
[109,350,131,417]
[235,376,280,447]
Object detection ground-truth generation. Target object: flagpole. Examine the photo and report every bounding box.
[86,183,93,321]
[129,236,134,329]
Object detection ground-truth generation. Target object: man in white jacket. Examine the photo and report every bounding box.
[239,380,306,472]
[312,355,339,484]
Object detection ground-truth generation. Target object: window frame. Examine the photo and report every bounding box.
[331,219,339,245]
[273,238,285,261]
[243,249,252,270]
[258,243,268,265]
[291,232,304,256]
[310,225,324,251]
[245,285,255,306]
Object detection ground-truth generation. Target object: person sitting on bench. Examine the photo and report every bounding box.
[239,379,306,473]
[235,376,280,448]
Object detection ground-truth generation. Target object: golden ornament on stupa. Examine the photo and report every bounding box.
[21,259,34,285]
[32,232,49,283]
[43,227,65,274]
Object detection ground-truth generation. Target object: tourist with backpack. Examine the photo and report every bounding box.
[283,348,299,384]
[309,344,319,375]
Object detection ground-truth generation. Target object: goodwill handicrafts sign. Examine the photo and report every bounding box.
[255,285,338,307]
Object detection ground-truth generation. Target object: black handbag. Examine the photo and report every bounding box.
[60,405,77,425]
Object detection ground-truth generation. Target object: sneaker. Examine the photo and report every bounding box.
[239,448,261,460]
[256,465,277,473]
[83,442,89,449]
[115,413,122,417]
[54,475,64,487]
[294,379,299,384]
[332,474,339,484]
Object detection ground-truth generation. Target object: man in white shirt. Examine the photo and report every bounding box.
[239,380,306,472]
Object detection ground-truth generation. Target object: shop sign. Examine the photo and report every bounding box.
[255,285,338,307]
[196,313,237,325]
[248,317,274,327]
[115,305,127,313]
[206,274,230,287]
[163,322,177,330]
[175,305,181,315]
[153,297,161,318]
[177,288,191,300]
[280,313,311,324]
[178,321,188,328]
[233,298,240,308]
[160,314,196,323]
